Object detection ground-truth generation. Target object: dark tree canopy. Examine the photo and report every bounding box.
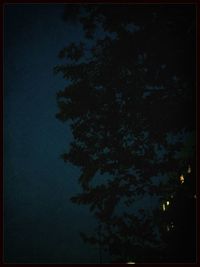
[55,4,196,263]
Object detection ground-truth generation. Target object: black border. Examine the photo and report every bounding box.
[1,1,199,267]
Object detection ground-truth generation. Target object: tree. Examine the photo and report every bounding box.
[55,4,196,263]
[156,132,196,262]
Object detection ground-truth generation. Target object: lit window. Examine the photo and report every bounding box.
[162,203,166,211]
[180,174,184,184]
[187,165,191,174]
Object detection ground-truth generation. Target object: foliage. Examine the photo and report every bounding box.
[55,4,196,262]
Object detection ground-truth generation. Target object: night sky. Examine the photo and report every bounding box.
[3,3,196,264]
[4,4,104,263]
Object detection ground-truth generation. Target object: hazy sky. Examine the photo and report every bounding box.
[4,4,105,263]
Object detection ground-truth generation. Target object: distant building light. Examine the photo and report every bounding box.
[167,225,170,231]
[127,261,136,264]
[166,201,170,206]
[187,165,191,174]
[180,174,184,184]
[162,203,166,211]
[194,194,196,199]
[170,195,174,199]
[171,222,174,228]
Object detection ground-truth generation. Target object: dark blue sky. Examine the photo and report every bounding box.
[4,4,193,264]
[4,4,107,263]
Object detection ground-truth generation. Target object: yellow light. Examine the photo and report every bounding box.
[162,203,166,211]
[187,165,191,174]
[127,262,136,264]
[180,174,184,184]
[166,201,170,206]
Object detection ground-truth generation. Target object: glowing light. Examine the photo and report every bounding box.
[127,262,136,264]
[194,194,196,199]
[187,165,191,174]
[166,201,170,206]
[162,203,166,211]
[180,174,184,184]
[170,195,174,199]
[167,225,170,231]
[171,222,174,228]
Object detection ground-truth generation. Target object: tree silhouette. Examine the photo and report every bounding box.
[55,4,196,263]
[156,132,196,262]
